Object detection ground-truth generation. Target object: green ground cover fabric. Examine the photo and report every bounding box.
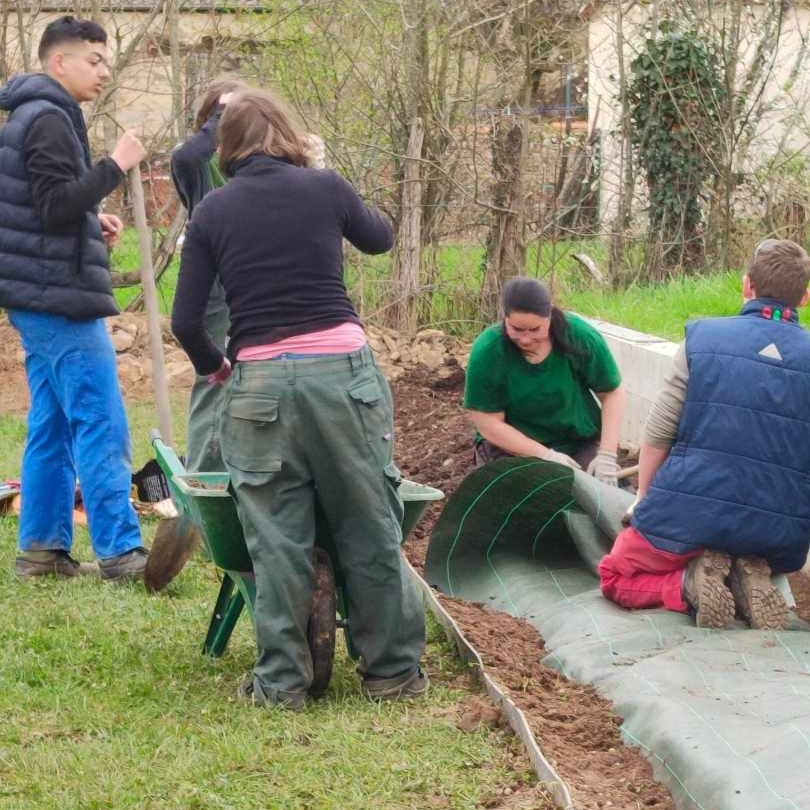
[425,458,810,810]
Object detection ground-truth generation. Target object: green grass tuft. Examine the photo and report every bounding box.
[108,227,766,341]
[0,395,535,810]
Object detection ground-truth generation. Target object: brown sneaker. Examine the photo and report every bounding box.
[98,547,149,582]
[362,668,429,701]
[682,550,735,629]
[729,556,789,631]
[15,550,98,580]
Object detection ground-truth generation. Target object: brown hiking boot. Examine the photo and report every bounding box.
[682,550,735,629]
[98,547,149,582]
[15,550,98,580]
[729,556,789,631]
[362,668,429,701]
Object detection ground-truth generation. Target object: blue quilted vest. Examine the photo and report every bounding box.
[0,73,117,320]
[632,299,810,573]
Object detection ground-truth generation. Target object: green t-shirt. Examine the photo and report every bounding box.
[463,314,622,454]
[207,156,226,190]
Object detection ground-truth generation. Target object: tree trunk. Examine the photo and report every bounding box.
[388,117,424,335]
[185,52,211,133]
[608,0,635,284]
[165,0,185,142]
[15,3,31,73]
[483,110,526,319]
[0,1,10,83]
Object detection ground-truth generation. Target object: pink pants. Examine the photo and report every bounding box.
[598,527,702,613]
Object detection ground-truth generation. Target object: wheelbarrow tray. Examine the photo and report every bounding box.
[170,467,443,658]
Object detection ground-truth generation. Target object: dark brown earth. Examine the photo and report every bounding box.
[391,367,674,810]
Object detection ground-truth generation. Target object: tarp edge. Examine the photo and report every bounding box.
[405,557,576,810]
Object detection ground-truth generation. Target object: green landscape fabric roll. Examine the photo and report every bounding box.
[425,459,810,810]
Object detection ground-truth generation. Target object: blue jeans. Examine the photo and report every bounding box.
[8,310,142,559]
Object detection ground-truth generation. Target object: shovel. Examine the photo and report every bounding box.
[128,164,198,592]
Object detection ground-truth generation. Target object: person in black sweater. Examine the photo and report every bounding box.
[172,90,427,709]
[170,78,245,473]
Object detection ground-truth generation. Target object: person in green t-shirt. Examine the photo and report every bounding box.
[464,277,625,486]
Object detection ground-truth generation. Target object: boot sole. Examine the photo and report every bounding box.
[15,561,98,579]
[730,558,788,631]
[99,569,146,583]
[695,577,736,629]
[694,551,735,629]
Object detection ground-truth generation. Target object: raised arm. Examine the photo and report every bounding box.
[333,171,394,254]
[170,106,223,212]
[24,111,124,229]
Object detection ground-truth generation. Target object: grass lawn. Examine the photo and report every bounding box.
[111,229,758,342]
[0,398,535,810]
[560,270,745,341]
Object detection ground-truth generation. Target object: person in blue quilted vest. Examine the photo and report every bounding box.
[0,17,149,581]
[599,239,810,631]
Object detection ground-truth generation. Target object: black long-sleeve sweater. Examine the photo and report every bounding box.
[170,105,222,216]
[24,111,123,229]
[171,153,394,375]
[170,106,228,314]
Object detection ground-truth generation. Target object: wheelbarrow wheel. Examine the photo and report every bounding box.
[307,547,336,699]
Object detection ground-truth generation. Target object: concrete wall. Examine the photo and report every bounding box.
[586,317,679,448]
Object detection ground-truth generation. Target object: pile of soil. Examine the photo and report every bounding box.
[366,324,470,382]
[0,319,28,415]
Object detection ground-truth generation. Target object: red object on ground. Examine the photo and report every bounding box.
[598,526,701,613]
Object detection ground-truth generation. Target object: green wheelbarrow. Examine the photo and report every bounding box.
[150,432,443,698]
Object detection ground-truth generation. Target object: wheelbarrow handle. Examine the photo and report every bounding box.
[149,428,163,445]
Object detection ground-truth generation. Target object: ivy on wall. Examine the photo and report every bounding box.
[628,23,726,270]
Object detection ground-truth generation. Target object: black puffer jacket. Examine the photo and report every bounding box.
[0,73,120,320]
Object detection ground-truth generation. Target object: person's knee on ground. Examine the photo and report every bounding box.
[598,526,696,612]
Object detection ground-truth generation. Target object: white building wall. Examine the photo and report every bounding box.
[588,3,810,226]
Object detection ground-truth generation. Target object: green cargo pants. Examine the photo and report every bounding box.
[185,296,229,473]
[220,347,426,706]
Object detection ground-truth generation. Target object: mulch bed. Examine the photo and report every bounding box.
[392,367,673,810]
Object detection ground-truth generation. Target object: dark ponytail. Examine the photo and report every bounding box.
[501,277,583,359]
[548,305,582,358]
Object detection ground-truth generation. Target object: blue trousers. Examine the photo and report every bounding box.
[9,310,142,559]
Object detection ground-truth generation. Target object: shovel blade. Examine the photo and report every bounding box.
[144,515,200,593]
